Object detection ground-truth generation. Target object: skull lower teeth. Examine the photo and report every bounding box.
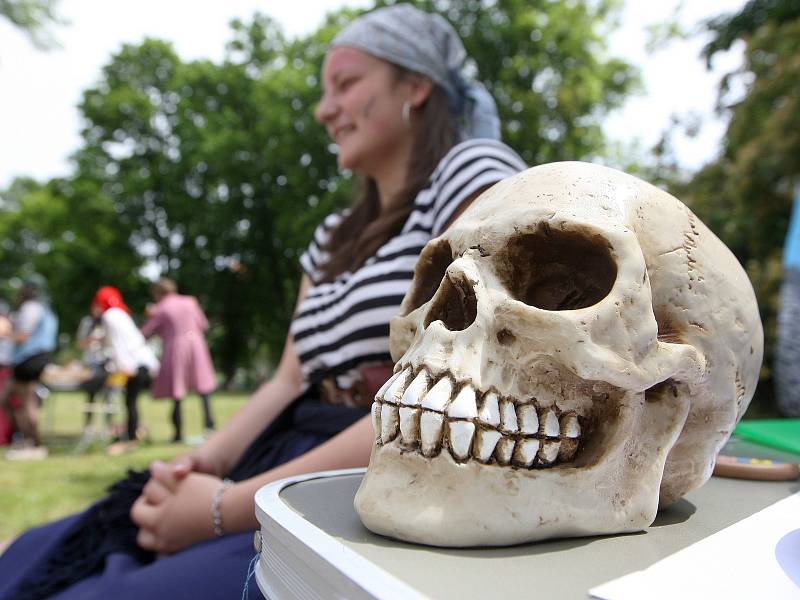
[371,366,582,468]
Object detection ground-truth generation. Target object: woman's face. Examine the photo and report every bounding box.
[315,47,422,178]
[90,302,102,318]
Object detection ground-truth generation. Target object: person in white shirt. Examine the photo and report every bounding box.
[90,286,158,443]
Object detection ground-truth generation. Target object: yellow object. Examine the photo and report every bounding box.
[105,372,129,388]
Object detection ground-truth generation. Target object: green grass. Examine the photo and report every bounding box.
[0,390,248,540]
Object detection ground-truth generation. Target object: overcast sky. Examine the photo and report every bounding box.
[0,0,746,189]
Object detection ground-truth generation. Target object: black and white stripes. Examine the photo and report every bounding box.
[292,139,526,392]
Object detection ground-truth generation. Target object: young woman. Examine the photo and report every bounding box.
[90,286,159,448]
[0,5,526,599]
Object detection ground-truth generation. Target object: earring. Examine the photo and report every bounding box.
[401,100,411,126]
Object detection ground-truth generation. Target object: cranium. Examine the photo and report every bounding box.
[354,161,762,547]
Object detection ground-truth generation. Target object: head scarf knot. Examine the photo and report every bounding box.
[331,4,500,140]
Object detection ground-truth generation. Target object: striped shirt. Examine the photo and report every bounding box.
[292,138,526,394]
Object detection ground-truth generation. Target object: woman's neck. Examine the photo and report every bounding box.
[372,140,413,211]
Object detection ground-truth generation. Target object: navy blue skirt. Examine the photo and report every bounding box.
[0,396,368,600]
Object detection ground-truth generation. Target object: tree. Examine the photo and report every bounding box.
[0,0,63,50]
[0,175,144,342]
[679,0,800,411]
[70,23,348,382]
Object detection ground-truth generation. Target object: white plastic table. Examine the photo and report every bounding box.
[254,465,798,599]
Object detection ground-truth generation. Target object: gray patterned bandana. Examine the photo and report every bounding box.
[331,4,500,140]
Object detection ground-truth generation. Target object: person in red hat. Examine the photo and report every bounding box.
[90,287,159,445]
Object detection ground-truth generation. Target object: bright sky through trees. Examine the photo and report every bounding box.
[0,0,745,187]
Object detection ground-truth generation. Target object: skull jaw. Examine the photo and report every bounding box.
[355,392,689,547]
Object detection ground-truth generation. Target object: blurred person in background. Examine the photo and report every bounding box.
[141,277,217,443]
[0,299,14,446]
[3,275,58,460]
[90,286,159,449]
[75,312,111,431]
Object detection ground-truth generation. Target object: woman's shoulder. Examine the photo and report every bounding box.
[14,299,45,324]
[312,208,351,243]
[102,307,132,326]
[404,139,526,238]
[300,208,353,284]
[430,138,526,185]
[18,299,44,312]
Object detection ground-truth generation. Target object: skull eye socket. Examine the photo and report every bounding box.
[403,238,454,314]
[497,224,617,311]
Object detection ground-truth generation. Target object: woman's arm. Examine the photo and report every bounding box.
[170,276,311,477]
[224,415,373,531]
[139,307,161,339]
[192,297,210,332]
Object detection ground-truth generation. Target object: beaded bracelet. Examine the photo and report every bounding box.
[211,478,233,537]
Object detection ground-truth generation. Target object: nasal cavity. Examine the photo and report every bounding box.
[424,270,477,331]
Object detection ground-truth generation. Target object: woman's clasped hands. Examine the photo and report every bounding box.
[130,454,227,554]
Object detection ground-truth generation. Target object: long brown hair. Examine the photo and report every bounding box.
[318,68,458,282]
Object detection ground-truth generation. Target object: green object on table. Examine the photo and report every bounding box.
[735,419,800,455]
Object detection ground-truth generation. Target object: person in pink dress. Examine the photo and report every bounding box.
[141,278,216,442]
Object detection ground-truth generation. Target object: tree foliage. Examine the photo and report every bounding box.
[680,0,800,411]
[0,1,637,383]
[0,0,62,49]
[391,0,636,165]
[70,28,346,380]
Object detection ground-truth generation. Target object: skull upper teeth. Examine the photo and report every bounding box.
[401,370,429,406]
[380,403,399,444]
[383,367,411,403]
[500,399,518,433]
[517,405,539,434]
[447,386,478,419]
[478,392,500,426]
[421,377,452,411]
[374,367,582,468]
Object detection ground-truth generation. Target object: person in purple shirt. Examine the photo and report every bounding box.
[141,278,216,442]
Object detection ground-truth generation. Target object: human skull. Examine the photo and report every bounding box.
[354,161,762,547]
